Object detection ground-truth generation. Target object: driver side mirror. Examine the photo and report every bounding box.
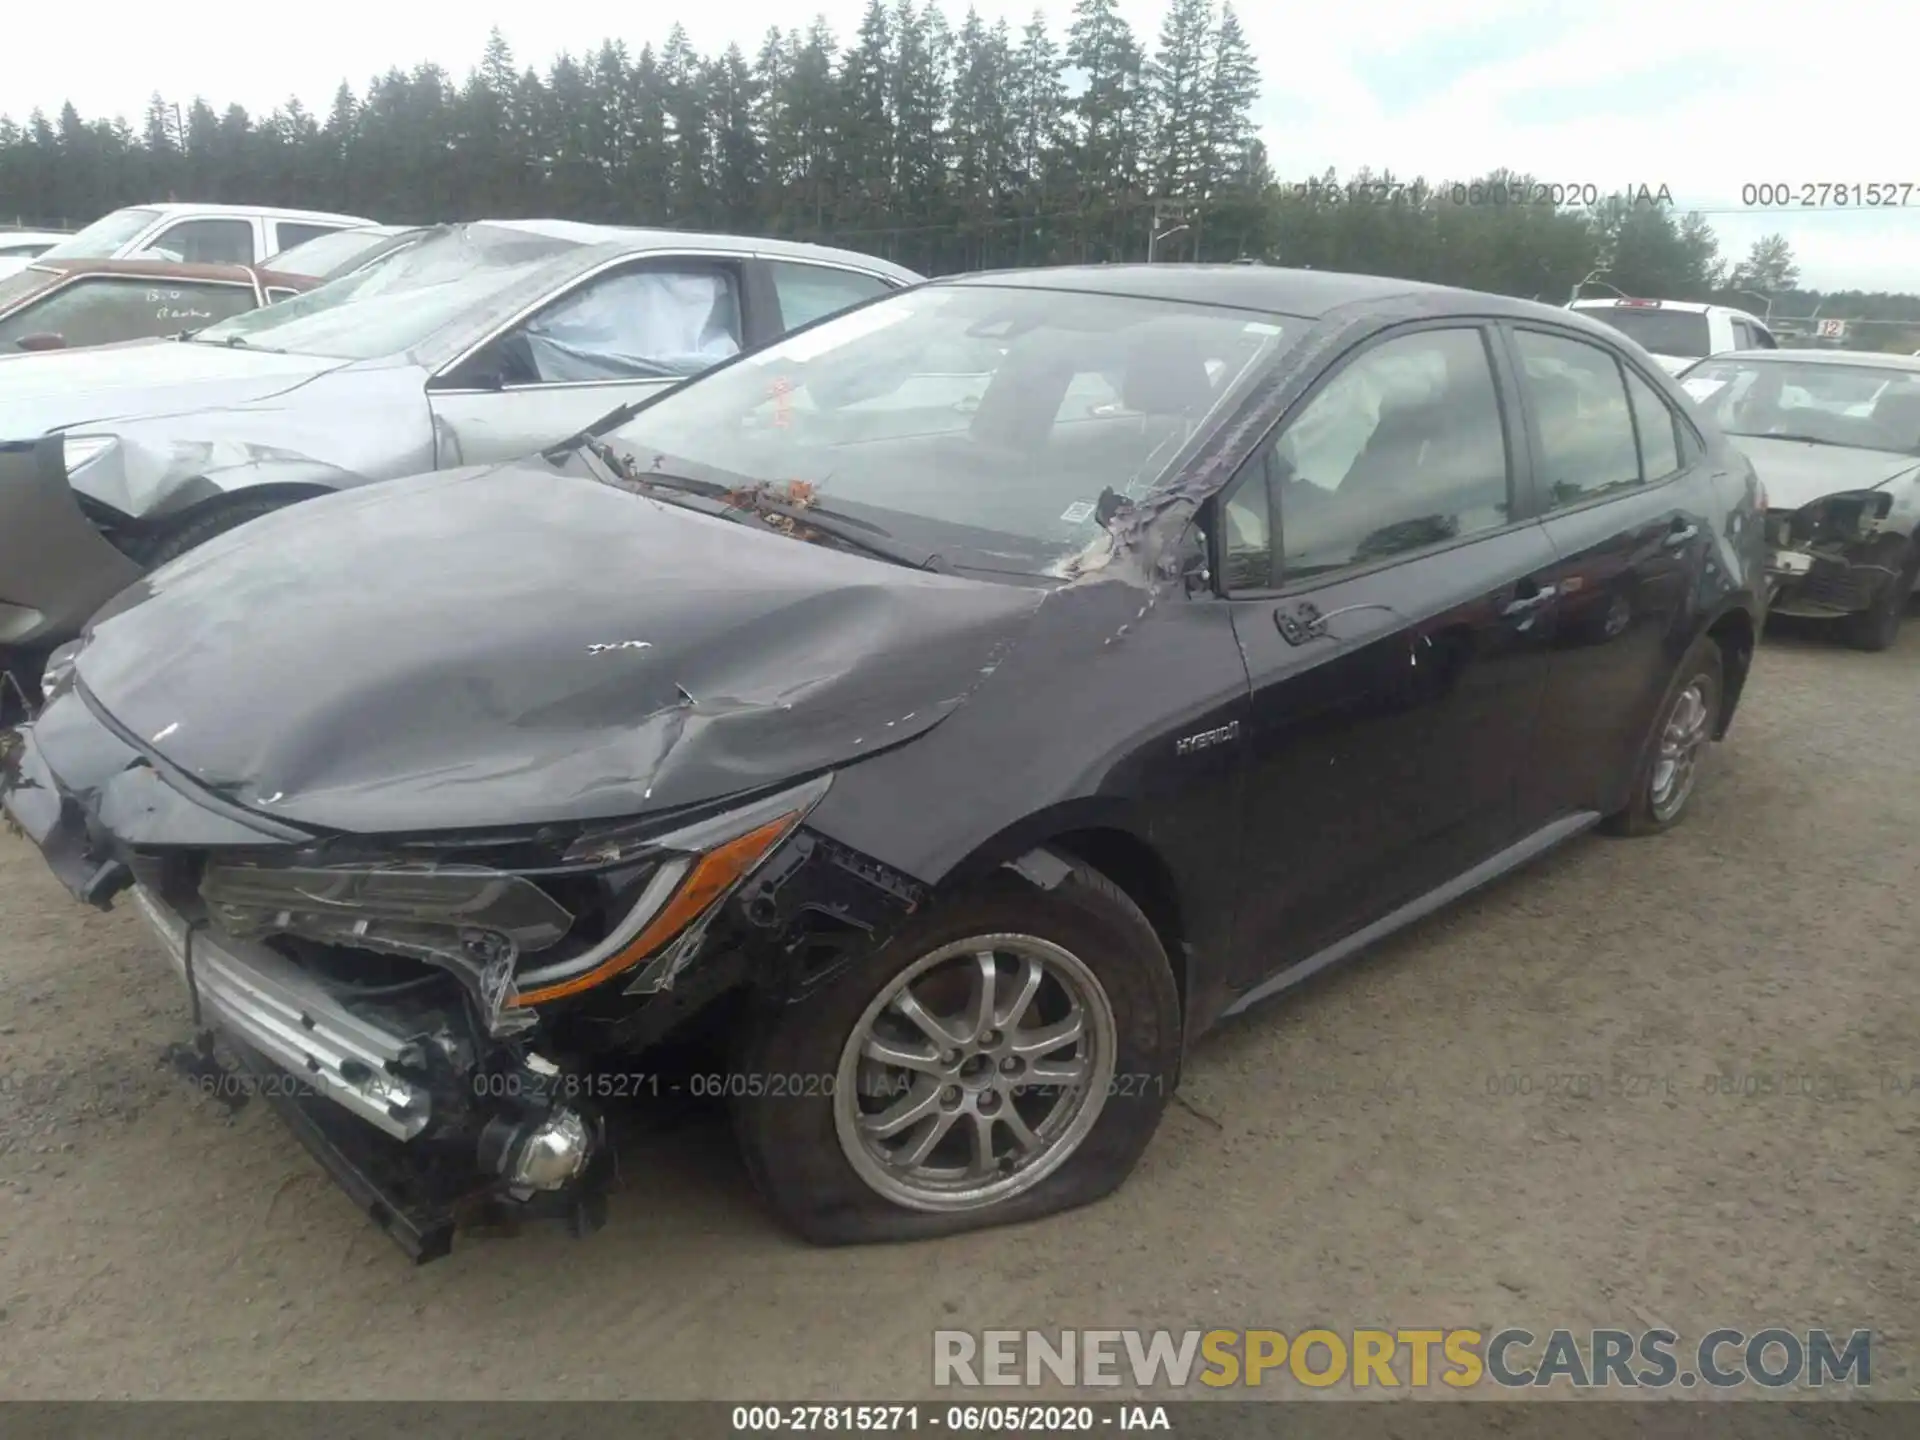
[15,332,66,352]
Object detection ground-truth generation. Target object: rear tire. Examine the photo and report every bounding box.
[1842,543,1918,652]
[138,495,303,569]
[1603,633,1724,837]
[730,860,1181,1245]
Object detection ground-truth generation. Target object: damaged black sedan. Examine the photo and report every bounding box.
[1,267,1766,1258]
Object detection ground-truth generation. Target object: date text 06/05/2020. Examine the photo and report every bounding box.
[1290,180,1674,207]
[469,1071,1174,1101]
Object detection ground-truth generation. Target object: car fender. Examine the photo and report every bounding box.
[137,458,374,525]
[0,435,144,648]
[793,579,1255,1029]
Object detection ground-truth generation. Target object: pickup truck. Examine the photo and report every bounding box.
[26,203,375,269]
[1568,297,1779,374]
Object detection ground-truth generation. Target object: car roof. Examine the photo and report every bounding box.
[1707,347,1920,372]
[122,202,373,224]
[933,263,1597,323]
[474,218,924,281]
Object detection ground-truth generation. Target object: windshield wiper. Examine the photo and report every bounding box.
[568,442,945,573]
[737,486,948,573]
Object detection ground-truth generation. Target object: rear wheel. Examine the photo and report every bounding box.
[1842,543,1919,652]
[730,861,1180,1244]
[1603,633,1724,837]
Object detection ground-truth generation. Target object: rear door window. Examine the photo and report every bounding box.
[1515,330,1644,508]
[769,261,895,332]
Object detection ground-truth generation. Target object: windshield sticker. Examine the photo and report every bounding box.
[754,301,916,365]
[1243,321,1283,336]
[1060,500,1097,524]
[1681,377,1727,402]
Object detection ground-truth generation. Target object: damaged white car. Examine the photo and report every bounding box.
[1681,350,1920,650]
[0,220,918,714]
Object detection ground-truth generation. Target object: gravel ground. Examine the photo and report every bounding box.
[0,615,1915,1400]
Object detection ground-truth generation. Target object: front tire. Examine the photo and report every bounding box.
[1842,543,1918,652]
[137,494,304,570]
[1603,633,1724,837]
[731,861,1181,1245]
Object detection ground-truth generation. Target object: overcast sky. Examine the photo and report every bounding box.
[6,0,1916,294]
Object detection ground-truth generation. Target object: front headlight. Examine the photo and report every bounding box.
[196,772,831,1021]
[1790,489,1894,544]
[201,862,577,958]
[61,434,118,477]
[513,772,833,1006]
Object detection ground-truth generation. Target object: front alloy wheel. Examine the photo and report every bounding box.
[730,860,1180,1244]
[834,935,1118,1212]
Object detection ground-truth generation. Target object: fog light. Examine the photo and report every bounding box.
[504,1109,593,1192]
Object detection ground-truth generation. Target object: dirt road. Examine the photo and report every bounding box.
[2,618,1915,1399]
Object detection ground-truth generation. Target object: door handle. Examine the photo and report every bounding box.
[1500,582,1558,617]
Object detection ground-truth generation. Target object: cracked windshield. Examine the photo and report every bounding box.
[605,284,1294,574]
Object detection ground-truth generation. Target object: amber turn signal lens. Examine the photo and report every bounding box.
[512,813,799,1007]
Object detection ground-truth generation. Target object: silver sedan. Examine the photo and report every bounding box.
[0,220,921,683]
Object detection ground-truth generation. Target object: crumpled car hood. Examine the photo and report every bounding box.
[71,463,1048,834]
[1736,436,1920,511]
[0,339,346,439]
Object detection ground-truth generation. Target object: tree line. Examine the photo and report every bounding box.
[3,1,1916,342]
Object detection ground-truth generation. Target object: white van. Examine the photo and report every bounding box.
[29,203,376,270]
[1568,297,1779,375]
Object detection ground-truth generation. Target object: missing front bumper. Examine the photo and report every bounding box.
[131,884,610,1259]
[1767,547,1899,617]
[133,886,432,1137]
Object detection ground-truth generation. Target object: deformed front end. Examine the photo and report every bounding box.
[1764,488,1918,632]
[2,684,858,1260]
